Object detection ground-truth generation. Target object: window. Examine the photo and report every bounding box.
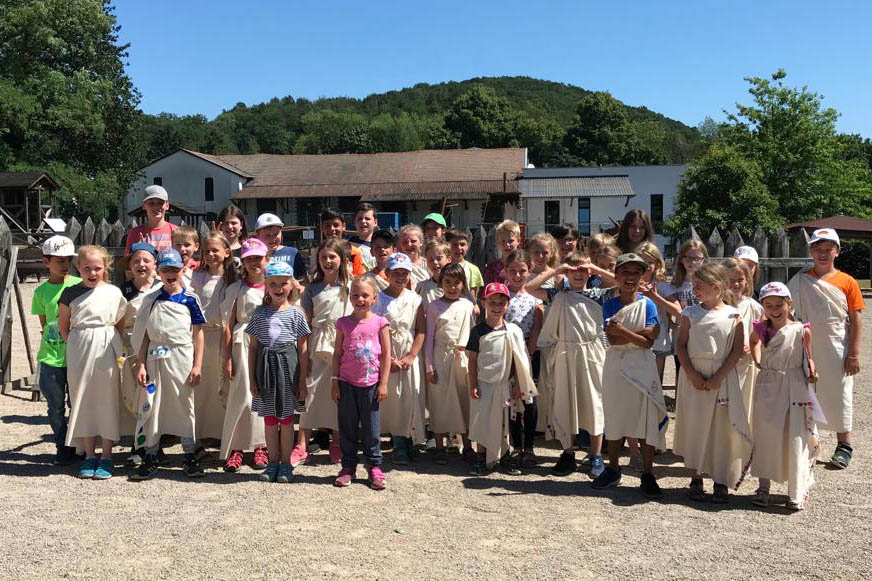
[577,197,591,236]
[153,177,162,186]
[205,177,214,202]
[650,194,663,234]
[256,198,277,216]
[544,200,560,231]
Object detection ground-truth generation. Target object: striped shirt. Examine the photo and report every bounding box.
[245,305,311,348]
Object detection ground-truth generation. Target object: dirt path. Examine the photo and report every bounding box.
[2,281,870,579]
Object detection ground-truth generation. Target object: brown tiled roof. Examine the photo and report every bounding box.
[0,172,59,190]
[786,215,872,234]
[216,148,525,200]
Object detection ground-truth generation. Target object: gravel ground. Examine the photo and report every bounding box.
[2,280,871,580]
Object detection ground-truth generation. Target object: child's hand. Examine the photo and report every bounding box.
[807,359,819,383]
[688,371,707,390]
[377,383,388,402]
[331,380,340,403]
[250,381,259,398]
[398,354,415,369]
[390,358,402,373]
[223,359,233,379]
[639,281,657,298]
[511,386,522,400]
[470,385,480,400]
[607,318,627,335]
[136,363,147,387]
[188,366,201,387]
[426,370,438,384]
[845,355,860,376]
[297,383,308,402]
[742,343,751,356]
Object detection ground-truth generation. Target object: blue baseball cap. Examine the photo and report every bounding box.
[157,248,184,270]
[264,260,294,278]
[129,242,158,258]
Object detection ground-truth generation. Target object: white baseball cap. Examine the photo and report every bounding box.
[143,184,168,202]
[41,235,76,257]
[386,252,413,272]
[255,213,284,230]
[759,282,791,300]
[733,246,759,263]
[808,228,840,247]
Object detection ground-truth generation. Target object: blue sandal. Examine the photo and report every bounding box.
[831,443,853,469]
[77,457,99,479]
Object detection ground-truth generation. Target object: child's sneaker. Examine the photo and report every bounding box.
[252,448,269,470]
[591,467,622,490]
[55,445,79,466]
[130,454,160,481]
[334,467,355,487]
[392,437,410,465]
[830,442,853,469]
[125,447,144,468]
[461,447,478,464]
[786,499,804,511]
[432,448,449,465]
[289,445,308,467]
[500,452,522,476]
[752,489,770,507]
[328,441,343,464]
[77,457,98,479]
[368,466,386,490]
[276,462,293,483]
[93,458,114,480]
[639,472,663,499]
[589,455,605,478]
[521,449,538,468]
[712,483,730,504]
[259,461,280,482]
[224,450,243,472]
[183,453,205,478]
[551,451,577,476]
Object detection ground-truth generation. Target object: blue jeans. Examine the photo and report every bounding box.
[38,363,69,448]
[337,381,382,469]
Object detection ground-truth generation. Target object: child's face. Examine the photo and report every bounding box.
[628,218,647,244]
[400,233,422,256]
[129,251,156,282]
[43,255,72,280]
[498,233,520,258]
[449,238,468,262]
[810,241,839,267]
[558,236,577,256]
[242,255,266,280]
[266,276,292,304]
[529,243,550,270]
[727,267,747,297]
[371,239,393,268]
[143,198,168,223]
[566,262,590,289]
[426,248,450,278]
[159,266,182,291]
[483,294,509,319]
[350,282,376,312]
[441,275,463,300]
[423,222,444,241]
[318,249,341,275]
[762,296,791,324]
[692,276,721,304]
[682,248,706,276]
[387,268,411,291]
[78,254,105,288]
[505,260,529,293]
[739,258,757,276]
[595,252,617,273]
[354,210,375,239]
[614,263,645,295]
[203,239,228,270]
[219,216,243,242]
[173,236,199,266]
[257,226,282,251]
[642,258,657,282]
[321,218,345,240]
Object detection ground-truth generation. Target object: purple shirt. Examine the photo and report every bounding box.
[336,314,389,387]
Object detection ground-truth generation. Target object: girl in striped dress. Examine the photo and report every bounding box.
[245,261,310,483]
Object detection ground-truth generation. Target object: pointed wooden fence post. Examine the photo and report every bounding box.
[96,219,112,247]
[680,226,701,247]
[197,219,212,244]
[65,216,82,245]
[769,227,789,283]
[705,227,724,258]
[110,220,125,248]
[82,217,95,246]
[725,227,744,257]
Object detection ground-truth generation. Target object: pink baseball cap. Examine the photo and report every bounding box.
[483,282,510,299]
[240,238,268,259]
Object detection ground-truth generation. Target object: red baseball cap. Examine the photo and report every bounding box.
[483,282,510,299]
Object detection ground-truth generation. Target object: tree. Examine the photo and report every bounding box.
[444,85,519,149]
[294,110,372,154]
[666,144,780,239]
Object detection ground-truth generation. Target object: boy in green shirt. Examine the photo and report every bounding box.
[31,235,81,465]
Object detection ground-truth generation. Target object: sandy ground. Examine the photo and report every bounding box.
[2,280,871,580]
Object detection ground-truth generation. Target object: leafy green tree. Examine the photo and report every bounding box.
[294,110,372,154]
[666,144,779,238]
[444,85,519,149]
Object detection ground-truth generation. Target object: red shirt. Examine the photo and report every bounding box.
[125,222,178,255]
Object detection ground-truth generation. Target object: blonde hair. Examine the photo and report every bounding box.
[495,219,521,241]
[398,224,424,242]
[565,250,589,266]
[671,239,709,287]
[425,239,451,258]
[77,245,111,282]
[635,241,666,282]
[171,225,199,245]
[586,233,615,256]
[692,263,736,307]
[723,257,753,298]
[526,232,559,269]
[351,274,380,296]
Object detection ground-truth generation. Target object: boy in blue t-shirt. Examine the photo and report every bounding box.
[31,236,82,465]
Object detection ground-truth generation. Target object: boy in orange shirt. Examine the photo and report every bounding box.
[311,208,366,277]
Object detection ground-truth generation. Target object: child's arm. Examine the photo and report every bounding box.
[468,351,480,400]
[247,335,260,397]
[675,315,705,390]
[641,282,682,318]
[802,325,818,382]
[400,306,427,368]
[424,305,438,383]
[587,264,616,287]
[525,265,572,300]
[296,335,309,401]
[223,306,236,379]
[845,310,861,376]
[331,326,345,403]
[606,319,658,349]
[189,325,203,386]
[705,321,745,390]
[528,304,544,354]
[136,335,150,387]
[749,330,761,365]
[58,303,71,341]
[377,324,391,402]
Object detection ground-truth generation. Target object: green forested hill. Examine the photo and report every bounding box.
[139,76,703,167]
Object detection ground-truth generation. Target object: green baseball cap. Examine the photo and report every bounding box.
[421,213,447,228]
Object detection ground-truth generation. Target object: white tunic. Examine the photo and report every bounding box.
[426,298,474,434]
[190,271,228,440]
[736,296,763,424]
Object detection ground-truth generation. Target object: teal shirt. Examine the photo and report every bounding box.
[31,276,82,367]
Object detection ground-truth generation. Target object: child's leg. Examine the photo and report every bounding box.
[359,384,383,467]
[590,433,603,458]
[640,441,655,474]
[82,436,97,458]
[38,364,70,450]
[509,412,523,451]
[100,438,114,460]
[434,433,446,449]
[655,355,666,383]
[627,437,640,455]
[279,419,294,462]
[757,477,771,492]
[336,381,360,470]
[524,398,538,451]
[295,428,310,451]
[607,438,623,470]
[264,420,280,462]
[180,436,197,455]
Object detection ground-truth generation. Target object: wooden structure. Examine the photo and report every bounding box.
[127,199,211,225]
[0,216,38,400]
[0,172,59,235]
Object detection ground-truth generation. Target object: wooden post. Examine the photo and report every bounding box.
[13,271,35,375]
[724,227,744,257]
[705,227,724,258]
[96,219,112,247]
[679,226,701,246]
[110,220,125,248]
[751,226,770,286]
[65,216,82,245]
[769,227,788,283]
[0,217,12,386]
[82,217,95,245]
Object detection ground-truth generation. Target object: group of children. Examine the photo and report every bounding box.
[33,188,864,507]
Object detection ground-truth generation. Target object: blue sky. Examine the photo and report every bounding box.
[114,0,872,136]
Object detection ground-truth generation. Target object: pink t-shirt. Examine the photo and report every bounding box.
[125,222,178,255]
[336,314,389,387]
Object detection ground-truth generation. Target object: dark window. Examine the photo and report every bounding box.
[483,199,504,224]
[256,198,277,216]
[205,177,214,202]
[544,200,560,231]
[577,197,591,236]
[153,177,162,186]
[650,194,663,234]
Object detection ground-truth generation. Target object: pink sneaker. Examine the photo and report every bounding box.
[328,441,342,464]
[289,445,308,468]
[252,448,269,470]
[334,467,355,487]
[368,466,386,490]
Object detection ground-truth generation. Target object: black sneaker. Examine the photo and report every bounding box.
[130,455,160,481]
[183,453,205,478]
[126,447,145,468]
[500,452,522,476]
[640,472,663,499]
[551,451,577,476]
[157,448,168,466]
[591,467,622,490]
[54,445,79,466]
[469,456,493,476]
